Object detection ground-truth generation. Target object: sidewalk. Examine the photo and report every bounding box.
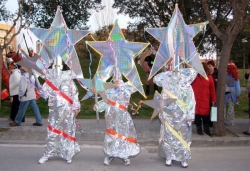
[0,118,249,148]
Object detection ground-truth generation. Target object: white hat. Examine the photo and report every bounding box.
[6,58,14,63]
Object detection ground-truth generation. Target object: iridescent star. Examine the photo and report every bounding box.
[78,75,115,101]
[86,20,149,98]
[141,91,177,120]
[29,6,89,79]
[17,49,45,76]
[145,4,208,80]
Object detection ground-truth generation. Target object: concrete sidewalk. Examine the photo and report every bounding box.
[0,118,249,148]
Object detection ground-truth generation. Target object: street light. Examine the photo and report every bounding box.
[242,38,248,86]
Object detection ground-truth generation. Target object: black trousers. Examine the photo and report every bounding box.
[10,95,25,122]
[195,114,210,127]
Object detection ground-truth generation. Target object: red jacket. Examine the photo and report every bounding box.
[191,74,216,116]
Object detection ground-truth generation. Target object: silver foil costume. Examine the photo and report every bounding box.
[39,70,80,164]
[95,79,140,165]
[153,68,197,164]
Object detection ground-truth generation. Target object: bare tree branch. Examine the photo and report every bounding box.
[4,0,32,48]
[201,0,223,39]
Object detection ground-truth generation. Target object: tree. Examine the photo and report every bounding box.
[0,0,14,21]
[202,0,250,136]
[23,0,103,29]
[0,0,32,107]
[113,0,250,58]
[113,0,215,54]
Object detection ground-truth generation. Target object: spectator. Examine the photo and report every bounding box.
[244,71,250,135]
[191,63,216,136]
[9,66,43,126]
[8,61,25,122]
[224,62,241,126]
[207,60,218,127]
[6,46,16,58]
[207,60,218,90]
[28,47,37,57]
[143,53,158,96]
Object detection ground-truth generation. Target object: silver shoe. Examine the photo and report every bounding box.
[104,156,114,165]
[38,156,49,164]
[123,159,130,166]
[66,159,72,164]
[165,159,172,166]
[181,161,188,168]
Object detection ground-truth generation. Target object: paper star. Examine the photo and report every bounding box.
[78,75,115,101]
[145,4,208,80]
[141,91,177,120]
[29,6,89,79]
[17,49,45,76]
[86,20,149,98]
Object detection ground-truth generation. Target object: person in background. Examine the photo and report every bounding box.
[28,47,37,57]
[6,46,17,59]
[207,60,218,90]
[243,70,250,135]
[8,61,25,122]
[9,66,43,126]
[224,62,241,126]
[143,53,158,96]
[207,60,218,127]
[191,63,216,136]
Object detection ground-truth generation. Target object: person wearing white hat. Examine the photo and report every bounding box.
[9,65,43,126]
[8,62,25,122]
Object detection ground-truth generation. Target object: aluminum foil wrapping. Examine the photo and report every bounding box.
[41,70,80,161]
[153,68,197,162]
[96,81,140,159]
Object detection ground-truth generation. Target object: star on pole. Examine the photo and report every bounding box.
[86,20,149,98]
[29,6,89,79]
[141,91,177,120]
[78,75,116,101]
[17,49,45,76]
[145,4,208,80]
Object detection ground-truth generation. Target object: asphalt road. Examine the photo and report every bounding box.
[1,144,249,171]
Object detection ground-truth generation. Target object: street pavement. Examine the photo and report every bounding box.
[0,118,250,150]
[1,145,250,171]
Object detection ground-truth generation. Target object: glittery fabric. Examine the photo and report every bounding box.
[41,70,80,161]
[95,81,140,160]
[153,68,197,162]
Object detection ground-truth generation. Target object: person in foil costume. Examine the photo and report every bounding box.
[39,56,80,164]
[94,67,140,166]
[153,68,197,168]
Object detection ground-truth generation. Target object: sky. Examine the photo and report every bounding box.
[5,0,131,32]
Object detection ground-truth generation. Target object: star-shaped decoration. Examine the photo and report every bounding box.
[86,20,149,98]
[145,4,208,80]
[163,89,188,111]
[29,6,89,79]
[141,91,177,120]
[78,75,115,101]
[17,49,45,76]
